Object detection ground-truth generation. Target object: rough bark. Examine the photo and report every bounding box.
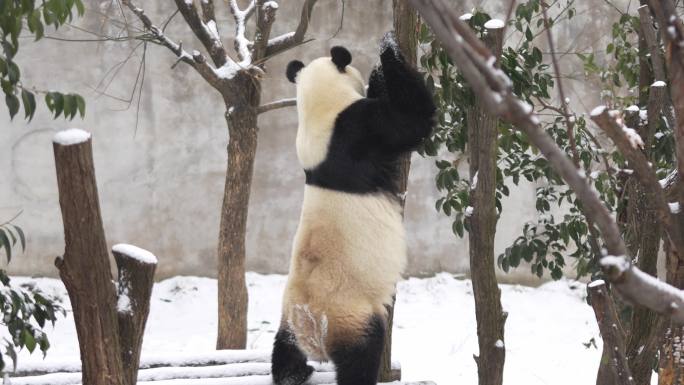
[114,247,157,385]
[660,243,684,385]
[588,281,635,385]
[53,135,126,385]
[379,1,418,382]
[216,75,261,349]
[467,24,506,385]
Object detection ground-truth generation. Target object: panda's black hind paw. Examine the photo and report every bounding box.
[273,364,314,385]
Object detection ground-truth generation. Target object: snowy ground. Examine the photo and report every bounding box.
[10,273,612,384]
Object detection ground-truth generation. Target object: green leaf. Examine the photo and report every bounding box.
[6,93,20,120]
[21,88,36,121]
[0,229,11,263]
[22,329,36,353]
[12,225,25,251]
[75,94,85,117]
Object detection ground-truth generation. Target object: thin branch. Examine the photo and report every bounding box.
[638,5,666,81]
[257,98,296,114]
[265,0,319,57]
[0,211,23,227]
[120,0,222,87]
[173,0,228,68]
[541,2,579,166]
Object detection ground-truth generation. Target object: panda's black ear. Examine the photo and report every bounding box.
[286,60,305,83]
[330,46,352,72]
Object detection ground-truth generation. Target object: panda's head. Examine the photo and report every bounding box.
[286,46,365,110]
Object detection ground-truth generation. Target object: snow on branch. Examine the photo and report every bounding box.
[173,0,229,68]
[257,97,296,114]
[229,0,255,65]
[601,256,684,324]
[265,0,319,57]
[121,0,222,87]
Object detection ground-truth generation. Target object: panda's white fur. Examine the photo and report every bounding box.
[294,57,364,169]
[282,56,407,361]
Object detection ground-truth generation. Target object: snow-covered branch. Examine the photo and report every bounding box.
[265,0,319,57]
[258,97,296,115]
[174,0,229,68]
[120,0,222,87]
[229,0,255,65]
[600,257,684,324]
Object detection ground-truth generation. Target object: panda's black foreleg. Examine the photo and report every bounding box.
[330,315,386,385]
[272,325,314,385]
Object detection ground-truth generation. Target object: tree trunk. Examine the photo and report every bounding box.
[114,246,157,385]
[378,1,418,382]
[216,75,261,349]
[467,24,506,385]
[52,134,126,385]
[660,243,684,385]
[588,281,635,385]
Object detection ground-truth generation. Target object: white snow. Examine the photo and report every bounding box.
[7,273,613,385]
[600,255,630,273]
[626,105,639,112]
[652,80,666,87]
[590,105,606,117]
[587,279,605,288]
[465,206,474,217]
[660,170,677,188]
[495,339,505,348]
[669,202,681,214]
[471,171,478,190]
[589,171,600,180]
[263,1,278,9]
[459,13,473,21]
[52,129,91,146]
[655,132,665,139]
[112,243,158,264]
[117,288,131,314]
[484,19,505,29]
[622,126,644,149]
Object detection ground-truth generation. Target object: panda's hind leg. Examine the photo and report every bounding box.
[329,314,385,385]
[272,325,314,385]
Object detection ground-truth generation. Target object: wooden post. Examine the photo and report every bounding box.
[52,129,126,385]
[113,244,158,385]
[588,281,635,385]
[466,21,506,385]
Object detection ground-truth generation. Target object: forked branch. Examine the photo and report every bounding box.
[265,0,319,57]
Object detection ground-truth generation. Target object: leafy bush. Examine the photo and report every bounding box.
[0,222,63,373]
[1,0,86,121]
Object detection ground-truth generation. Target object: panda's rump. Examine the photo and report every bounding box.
[283,185,406,360]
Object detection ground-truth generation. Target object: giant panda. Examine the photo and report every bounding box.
[272,33,435,385]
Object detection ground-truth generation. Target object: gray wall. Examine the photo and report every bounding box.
[1,0,620,280]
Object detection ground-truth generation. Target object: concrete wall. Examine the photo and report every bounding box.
[1,0,622,280]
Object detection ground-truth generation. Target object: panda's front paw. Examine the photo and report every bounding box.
[367,63,387,98]
[380,31,407,67]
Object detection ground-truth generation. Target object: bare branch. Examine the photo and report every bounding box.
[120,0,222,87]
[647,0,684,208]
[253,0,278,62]
[257,98,296,114]
[228,0,255,65]
[590,107,683,253]
[173,0,228,68]
[265,0,319,57]
[541,2,579,166]
[638,5,666,81]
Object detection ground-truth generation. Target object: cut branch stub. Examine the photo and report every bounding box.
[113,244,158,385]
[52,128,125,385]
